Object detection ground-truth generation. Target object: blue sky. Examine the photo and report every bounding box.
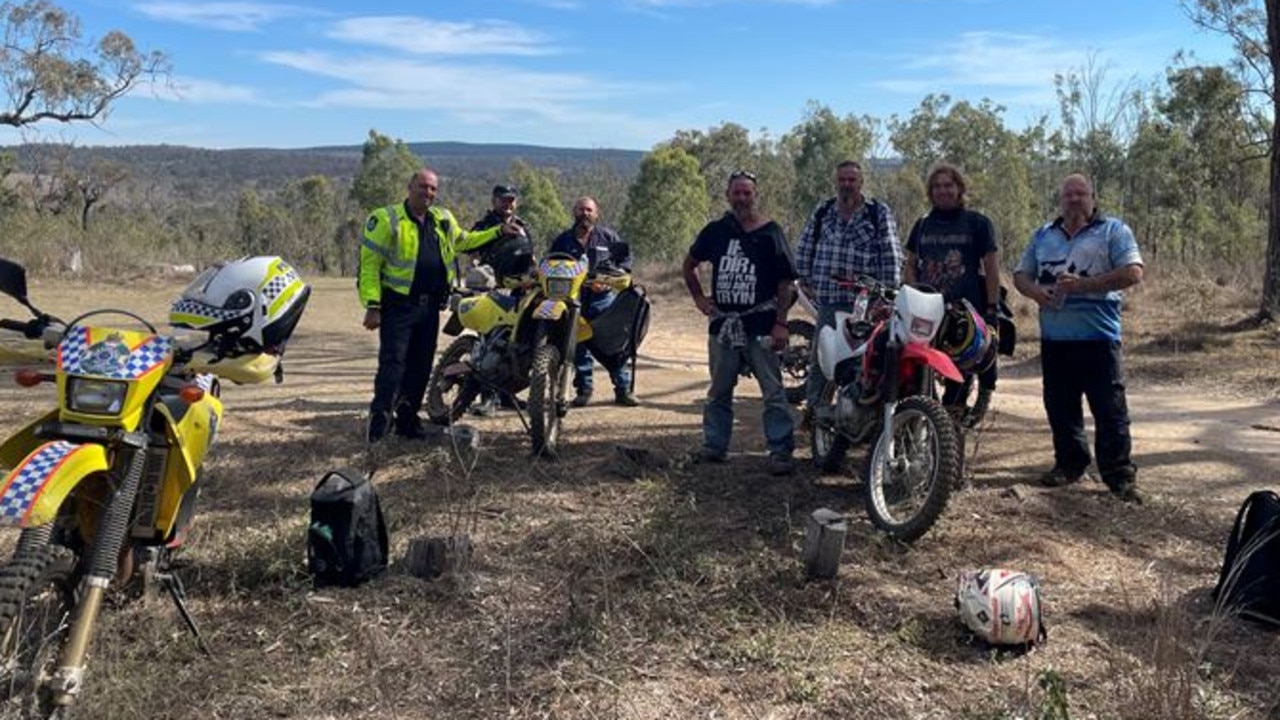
[2,0,1239,150]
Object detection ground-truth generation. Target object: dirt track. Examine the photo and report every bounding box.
[1,276,1279,719]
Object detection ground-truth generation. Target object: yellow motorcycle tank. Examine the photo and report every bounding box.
[459,292,521,334]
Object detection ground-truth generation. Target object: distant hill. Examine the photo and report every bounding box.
[0,140,648,205]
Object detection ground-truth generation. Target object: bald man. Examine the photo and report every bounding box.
[1014,173,1144,502]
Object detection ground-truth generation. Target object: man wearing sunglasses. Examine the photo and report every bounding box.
[683,170,797,476]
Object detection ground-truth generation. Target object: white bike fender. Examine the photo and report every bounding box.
[817,311,857,380]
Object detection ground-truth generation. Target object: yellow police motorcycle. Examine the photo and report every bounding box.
[0,256,308,717]
[426,241,648,458]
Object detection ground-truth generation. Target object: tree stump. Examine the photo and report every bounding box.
[802,508,847,580]
[405,535,473,580]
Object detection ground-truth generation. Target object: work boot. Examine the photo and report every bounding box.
[395,413,429,440]
[1039,466,1084,487]
[692,447,728,464]
[469,397,497,417]
[614,390,640,407]
[366,411,391,444]
[571,390,593,408]
[768,453,796,476]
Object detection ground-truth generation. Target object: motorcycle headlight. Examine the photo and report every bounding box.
[67,377,128,415]
[546,277,575,299]
[909,317,936,339]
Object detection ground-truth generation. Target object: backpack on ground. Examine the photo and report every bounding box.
[308,468,390,588]
[1213,490,1280,626]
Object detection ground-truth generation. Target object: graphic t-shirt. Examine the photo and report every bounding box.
[1015,213,1143,342]
[689,213,797,337]
[905,208,996,309]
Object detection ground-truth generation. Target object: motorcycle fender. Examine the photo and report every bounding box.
[817,311,860,380]
[901,342,963,382]
[0,441,110,527]
[533,299,568,321]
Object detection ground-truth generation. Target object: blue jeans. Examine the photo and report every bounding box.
[574,291,632,394]
[805,303,854,409]
[703,335,795,457]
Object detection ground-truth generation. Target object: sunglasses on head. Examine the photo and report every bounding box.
[728,170,757,183]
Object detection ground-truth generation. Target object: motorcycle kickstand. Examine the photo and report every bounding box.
[159,571,213,657]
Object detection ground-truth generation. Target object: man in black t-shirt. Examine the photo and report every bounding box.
[682,171,797,476]
[904,163,1002,419]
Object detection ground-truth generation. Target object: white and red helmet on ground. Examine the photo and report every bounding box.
[955,568,1046,646]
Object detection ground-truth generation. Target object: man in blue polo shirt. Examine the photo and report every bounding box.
[1014,173,1144,502]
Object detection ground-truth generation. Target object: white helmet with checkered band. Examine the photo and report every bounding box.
[955,568,1046,646]
[170,256,309,355]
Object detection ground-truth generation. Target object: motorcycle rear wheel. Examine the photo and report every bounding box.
[425,335,481,425]
[781,319,814,405]
[527,344,562,459]
[0,538,77,717]
[863,395,959,543]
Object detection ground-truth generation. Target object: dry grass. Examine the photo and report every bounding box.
[0,269,1276,719]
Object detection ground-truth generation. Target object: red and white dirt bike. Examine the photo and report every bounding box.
[810,276,963,542]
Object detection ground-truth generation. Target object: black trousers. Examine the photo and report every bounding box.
[370,296,441,424]
[1040,340,1136,488]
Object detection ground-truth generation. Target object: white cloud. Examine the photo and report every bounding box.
[325,17,557,56]
[132,2,320,32]
[902,32,1088,89]
[256,50,669,145]
[139,75,263,104]
[260,51,645,111]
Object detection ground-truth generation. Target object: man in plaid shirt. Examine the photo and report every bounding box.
[795,160,902,416]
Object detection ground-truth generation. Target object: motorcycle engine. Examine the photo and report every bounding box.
[835,383,875,436]
[475,329,512,381]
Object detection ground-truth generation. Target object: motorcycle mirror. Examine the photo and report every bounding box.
[0,258,30,304]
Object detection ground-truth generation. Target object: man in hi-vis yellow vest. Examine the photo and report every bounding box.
[359,167,520,443]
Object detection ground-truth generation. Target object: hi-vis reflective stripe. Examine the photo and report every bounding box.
[361,238,413,269]
[380,273,411,289]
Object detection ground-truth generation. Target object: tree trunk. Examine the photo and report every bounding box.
[1265,0,1280,320]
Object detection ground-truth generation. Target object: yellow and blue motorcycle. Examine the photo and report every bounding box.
[0,256,308,716]
[427,243,648,458]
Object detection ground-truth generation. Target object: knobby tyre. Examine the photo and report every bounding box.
[0,536,77,718]
[863,395,960,542]
[526,344,562,458]
[810,381,849,473]
[425,336,480,425]
[782,319,814,405]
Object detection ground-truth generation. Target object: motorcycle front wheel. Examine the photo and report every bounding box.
[0,536,77,717]
[781,319,814,405]
[810,381,849,473]
[425,335,481,425]
[526,344,562,458]
[863,395,960,542]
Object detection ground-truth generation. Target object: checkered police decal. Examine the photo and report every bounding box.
[58,327,173,380]
[261,262,299,303]
[171,298,243,324]
[0,441,77,524]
